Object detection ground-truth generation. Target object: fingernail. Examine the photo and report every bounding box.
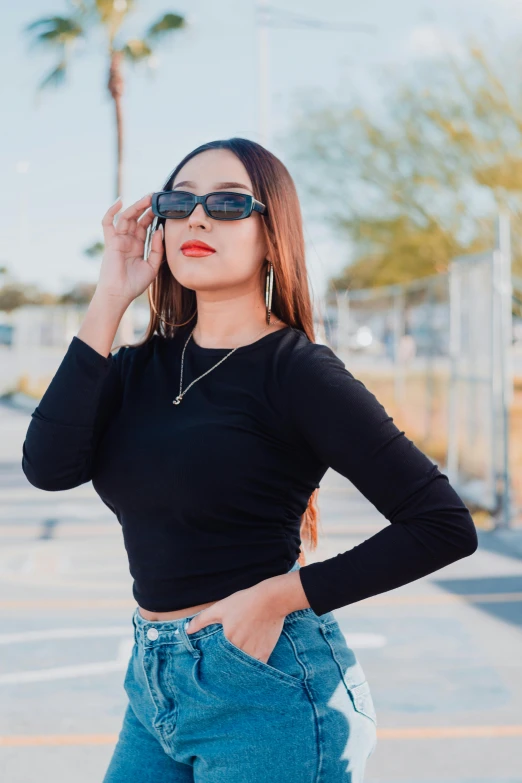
[112,195,121,206]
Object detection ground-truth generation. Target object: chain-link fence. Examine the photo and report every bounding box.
[322,215,517,528]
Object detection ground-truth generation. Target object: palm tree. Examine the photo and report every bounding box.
[24,0,187,199]
[23,0,187,341]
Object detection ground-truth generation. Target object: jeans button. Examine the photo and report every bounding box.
[147,627,159,641]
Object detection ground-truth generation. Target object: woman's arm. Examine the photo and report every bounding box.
[21,290,129,491]
[286,341,478,617]
[22,191,165,492]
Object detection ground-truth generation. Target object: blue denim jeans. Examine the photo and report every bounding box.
[102,560,377,782]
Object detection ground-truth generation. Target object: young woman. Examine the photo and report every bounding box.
[22,138,478,782]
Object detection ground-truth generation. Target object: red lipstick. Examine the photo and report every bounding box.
[181,240,216,257]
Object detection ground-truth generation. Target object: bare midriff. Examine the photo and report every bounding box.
[138,599,220,622]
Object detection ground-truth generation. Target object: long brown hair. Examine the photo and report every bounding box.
[116,137,322,564]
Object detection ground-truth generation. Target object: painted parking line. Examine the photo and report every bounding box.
[0,657,128,685]
[0,626,132,644]
[0,638,133,685]
[0,525,119,537]
[1,725,522,747]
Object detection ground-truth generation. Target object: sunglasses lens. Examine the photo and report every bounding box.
[206,193,248,219]
[156,192,249,219]
[157,192,194,218]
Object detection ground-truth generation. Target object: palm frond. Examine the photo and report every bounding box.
[122,38,153,62]
[146,13,186,41]
[39,61,67,90]
[24,16,84,47]
[95,0,135,25]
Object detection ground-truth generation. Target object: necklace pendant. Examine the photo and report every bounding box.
[173,394,183,405]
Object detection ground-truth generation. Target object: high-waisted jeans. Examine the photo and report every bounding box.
[102,560,378,782]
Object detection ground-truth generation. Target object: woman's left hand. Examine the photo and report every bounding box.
[185,571,310,663]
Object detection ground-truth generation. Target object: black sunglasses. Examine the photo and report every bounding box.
[151,190,267,221]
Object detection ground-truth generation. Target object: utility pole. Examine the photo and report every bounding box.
[254,2,377,148]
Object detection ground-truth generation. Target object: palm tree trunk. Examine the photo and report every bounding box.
[108,50,124,199]
[108,50,134,345]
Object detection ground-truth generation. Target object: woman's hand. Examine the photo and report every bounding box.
[185,582,286,664]
[97,193,165,306]
[185,570,311,663]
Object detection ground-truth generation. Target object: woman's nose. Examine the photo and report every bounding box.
[187,203,209,226]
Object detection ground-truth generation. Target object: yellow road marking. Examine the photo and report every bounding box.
[1,725,522,746]
[0,734,119,746]
[377,725,522,738]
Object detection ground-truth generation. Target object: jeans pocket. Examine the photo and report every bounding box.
[216,625,306,690]
[320,620,377,727]
[347,678,378,727]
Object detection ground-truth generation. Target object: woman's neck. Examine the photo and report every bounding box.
[191,315,286,350]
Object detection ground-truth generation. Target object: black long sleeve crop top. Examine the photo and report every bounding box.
[21,322,478,616]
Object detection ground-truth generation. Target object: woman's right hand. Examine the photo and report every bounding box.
[97,193,165,305]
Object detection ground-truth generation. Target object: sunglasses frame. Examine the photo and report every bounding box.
[151,190,267,221]
[144,189,268,260]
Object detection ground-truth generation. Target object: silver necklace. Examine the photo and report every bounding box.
[173,321,283,405]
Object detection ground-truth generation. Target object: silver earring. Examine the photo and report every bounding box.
[265,260,274,324]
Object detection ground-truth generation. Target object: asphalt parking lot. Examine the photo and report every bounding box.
[0,401,521,782]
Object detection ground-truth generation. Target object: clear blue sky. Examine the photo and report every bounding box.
[1,0,521,297]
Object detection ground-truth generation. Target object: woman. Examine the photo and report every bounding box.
[22,138,478,782]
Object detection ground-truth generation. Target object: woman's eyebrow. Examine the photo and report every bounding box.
[172,180,253,194]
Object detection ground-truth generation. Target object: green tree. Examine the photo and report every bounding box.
[24,0,187,200]
[285,40,522,290]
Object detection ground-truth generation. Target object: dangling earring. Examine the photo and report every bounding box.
[265,260,274,324]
